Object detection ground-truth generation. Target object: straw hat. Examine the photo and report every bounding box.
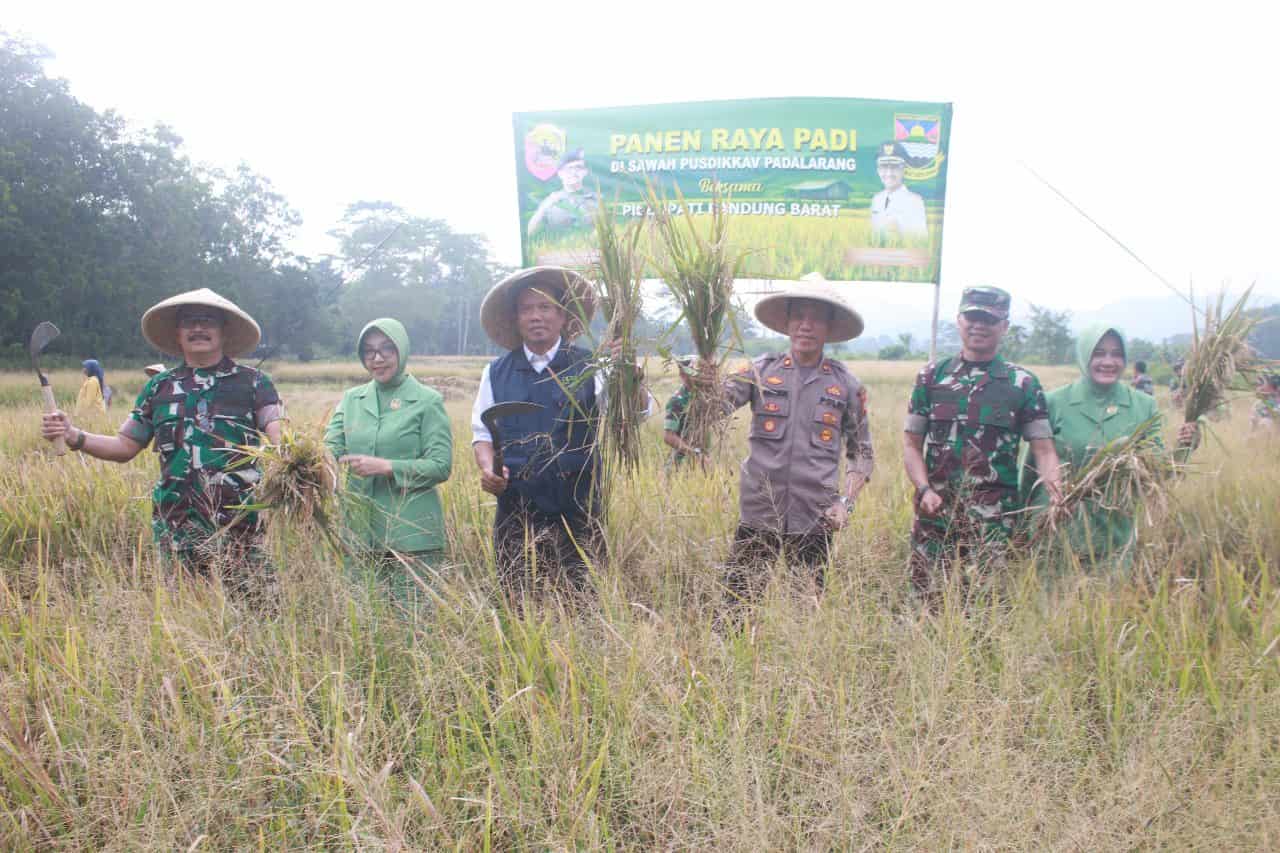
[480,266,596,351]
[753,274,864,342]
[141,288,262,358]
[143,363,167,377]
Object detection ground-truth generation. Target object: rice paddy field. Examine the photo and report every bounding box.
[529,210,943,281]
[1,358,1278,850]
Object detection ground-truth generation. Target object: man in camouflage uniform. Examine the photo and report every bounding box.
[526,148,599,237]
[663,356,703,466]
[716,281,875,615]
[901,286,1061,602]
[41,289,284,586]
[1132,360,1155,396]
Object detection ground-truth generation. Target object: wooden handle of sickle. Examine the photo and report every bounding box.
[41,384,67,456]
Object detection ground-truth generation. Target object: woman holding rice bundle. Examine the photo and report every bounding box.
[1022,324,1196,568]
[325,319,453,608]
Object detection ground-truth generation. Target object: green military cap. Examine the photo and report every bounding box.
[958,286,1011,320]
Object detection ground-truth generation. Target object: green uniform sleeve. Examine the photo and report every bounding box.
[324,393,348,459]
[663,389,688,433]
[390,394,453,491]
[1016,372,1053,440]
[904,363,932,434]
[119,377,159,446]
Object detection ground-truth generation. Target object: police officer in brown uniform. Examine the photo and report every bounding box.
[719,280,874,611]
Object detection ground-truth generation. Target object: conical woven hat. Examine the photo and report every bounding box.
[480,267,596,351]
[141,288,261,358]
[753,275,864,342]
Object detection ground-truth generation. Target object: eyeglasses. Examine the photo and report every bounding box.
[361,344,398,363]
[177,313,224,329]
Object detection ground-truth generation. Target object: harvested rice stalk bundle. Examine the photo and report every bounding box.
[1030,415,1178,546]
[645,179,749,456]
[591,197,646,473]
[1179,285,1275,461]
[236,423,339,548]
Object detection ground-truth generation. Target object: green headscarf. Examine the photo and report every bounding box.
[358,318,409,385]
[1075,323,1127,395]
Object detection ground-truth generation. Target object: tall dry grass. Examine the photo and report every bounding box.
[1,360,1277,849]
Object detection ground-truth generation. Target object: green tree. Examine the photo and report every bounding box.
[1027,304,1074,364]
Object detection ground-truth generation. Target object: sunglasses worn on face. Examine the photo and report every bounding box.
[362,344,398,362]
[178,313,224,329]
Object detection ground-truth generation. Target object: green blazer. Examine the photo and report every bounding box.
[324,374,453,553]
[1026,378,1161,564]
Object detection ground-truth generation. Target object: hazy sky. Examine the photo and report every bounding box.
[8,1,1278,329]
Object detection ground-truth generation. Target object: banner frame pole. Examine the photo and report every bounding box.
[929,279,941,363]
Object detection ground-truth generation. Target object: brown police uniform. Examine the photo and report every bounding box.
[721,352,875,602]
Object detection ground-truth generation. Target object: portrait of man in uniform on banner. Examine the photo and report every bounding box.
[869,141,928,243]
[526,147,600,237]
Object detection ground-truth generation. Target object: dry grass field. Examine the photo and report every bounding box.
[1,358,1277,849]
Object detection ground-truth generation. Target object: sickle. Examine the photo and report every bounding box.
[480,401,543,475]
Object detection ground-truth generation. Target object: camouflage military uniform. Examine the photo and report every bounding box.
[904,354,1051,591]
[663,384,694,465]
[119,358,283,570]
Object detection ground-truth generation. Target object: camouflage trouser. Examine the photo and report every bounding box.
[909,490,1018,606]
[161,525,274,604]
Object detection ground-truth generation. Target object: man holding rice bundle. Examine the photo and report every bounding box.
[40,289,284,587]
[902,286,1062,602]
[716,281,875,614]
[471,266,608,599]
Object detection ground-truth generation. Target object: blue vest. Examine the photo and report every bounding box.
[489,344,599,516]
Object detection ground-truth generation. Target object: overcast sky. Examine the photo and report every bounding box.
[8,1,1278,332]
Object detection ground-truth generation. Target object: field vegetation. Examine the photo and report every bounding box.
[1,359,1278,849]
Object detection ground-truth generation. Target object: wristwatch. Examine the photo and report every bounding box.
[68,428,87,451]
[838,495,851,510]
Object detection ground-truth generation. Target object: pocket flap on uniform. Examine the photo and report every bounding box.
[758,394,789,418]
[813,404,842,427]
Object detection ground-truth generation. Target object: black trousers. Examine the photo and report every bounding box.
[723,523,833,607]
[493,496,604,598]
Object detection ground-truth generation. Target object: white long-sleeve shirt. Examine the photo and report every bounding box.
[870,185,928,239]
[470,338,652,443]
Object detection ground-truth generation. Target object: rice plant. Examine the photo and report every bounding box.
[591,197,647,472]
[644,180,749,457]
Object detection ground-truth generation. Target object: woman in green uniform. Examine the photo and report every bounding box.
[325,319,453,606]
[1024,324,1195,569]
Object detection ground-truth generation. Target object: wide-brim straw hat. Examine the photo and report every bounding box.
[143,363,167,376]
[754,275,864,343]
[141,288,262,358]
[480,266,597,351]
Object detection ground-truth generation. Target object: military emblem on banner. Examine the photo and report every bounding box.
[893,114,945,180]
[524,123,567,182]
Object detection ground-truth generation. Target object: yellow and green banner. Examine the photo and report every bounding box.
[513,96,953,282]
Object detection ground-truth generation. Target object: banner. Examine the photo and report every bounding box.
[513,97,953,282]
